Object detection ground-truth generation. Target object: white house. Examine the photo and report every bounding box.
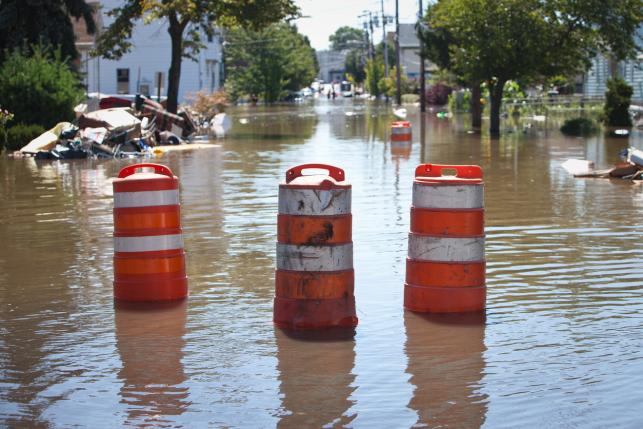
[76,0,223,103]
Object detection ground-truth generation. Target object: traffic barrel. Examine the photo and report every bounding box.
[274,163,358,329]
[391,120,412,142]
[113,163,187,301]
[405,164,485,313]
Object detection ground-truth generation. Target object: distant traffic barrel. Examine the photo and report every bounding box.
[405,164,485,313]
[274,163,358,329]
[113,163,187,301]
[391,121,412,142]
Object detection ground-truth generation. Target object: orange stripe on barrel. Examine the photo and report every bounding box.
[410,208,483,236]
[114,205,181,232]
[276,270,354,299]
[273,296,358,329]
[391,133,412,142]
[405,259,485,288]
[115,276,188,301]
[277,214,351,245]
[115,253,186,275]
[404,284,486,313]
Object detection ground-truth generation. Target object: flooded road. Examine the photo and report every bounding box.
[1,102,643,428]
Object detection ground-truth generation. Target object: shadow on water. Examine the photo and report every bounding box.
[404,311,488,428]
[114,300,190,427]
[274,327,356,428]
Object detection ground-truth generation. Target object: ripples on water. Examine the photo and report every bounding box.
[1,103,642,428]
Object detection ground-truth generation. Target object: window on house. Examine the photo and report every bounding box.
[117,68,129,94]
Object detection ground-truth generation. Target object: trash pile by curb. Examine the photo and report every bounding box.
[18,94,197,159]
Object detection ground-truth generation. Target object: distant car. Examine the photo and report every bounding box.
[301,87,313,97]
[340,81,353,97]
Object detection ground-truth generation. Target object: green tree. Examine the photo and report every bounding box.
[329,26,365,51]
[364,58,384,98]
[0,46,84,129]
[424,0,642,134]
[344,49,366,84]
[225,23,318,103]
[603,77,633,127]
[0,0,96,65]
[95,0,299,114]
[379,66,408,98]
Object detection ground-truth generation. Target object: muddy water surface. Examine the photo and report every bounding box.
[1,102,643,428]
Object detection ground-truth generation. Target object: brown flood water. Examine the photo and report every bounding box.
[1,101,643,428]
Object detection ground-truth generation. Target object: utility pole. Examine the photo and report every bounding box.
[381,0,388,77]
[368,12,375,61]
[395,0,401,106]
[419,0,426,112]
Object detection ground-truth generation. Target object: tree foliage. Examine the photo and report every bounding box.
[0,46,84,129]
[603,77,633,127]
[364,58,385,98]
[225,23,318,103]
[344,49,366,83]
[423,0,643,133]
[95,0,299,113]
[0,0,96,64]
[329,26,365,51]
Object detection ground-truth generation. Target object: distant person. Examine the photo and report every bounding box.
[327,90,331,99]
[332,90,336,100]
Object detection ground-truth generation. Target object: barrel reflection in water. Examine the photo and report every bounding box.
[275,328,356,428]
[404,312,488,428]
[115,301,189,426]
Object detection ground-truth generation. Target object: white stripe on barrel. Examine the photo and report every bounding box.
[391,127,412,135]
[407,234,484,262]
[114,189,180,208]
[412,183,483,209]
[114,234,184,252]
[278,188,351,215]
[276,243,353,271]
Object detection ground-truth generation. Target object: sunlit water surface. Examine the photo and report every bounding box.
[1,102,643,428]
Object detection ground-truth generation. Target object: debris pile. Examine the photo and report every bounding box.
[562,147,643,180]
[18,94,198,159]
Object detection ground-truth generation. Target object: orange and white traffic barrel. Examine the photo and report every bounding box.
[113,163,187,301]
[391,121,412,142]
[274,163,358,329]
[405,164,485,313]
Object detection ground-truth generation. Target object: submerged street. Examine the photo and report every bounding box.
[1,101,643,428]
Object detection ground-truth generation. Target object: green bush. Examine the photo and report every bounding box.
[0,45,83,130]
[402,93,420,104]
[560,117,599,136]
[603,77,633,127]
[5,123,46,151]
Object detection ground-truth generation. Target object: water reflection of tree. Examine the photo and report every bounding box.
[227,105,318,145]
[0,158,90,427]
[327,103,393,142]
[275,328,356,428]
[404,312,488,428]
[115,301,189,427]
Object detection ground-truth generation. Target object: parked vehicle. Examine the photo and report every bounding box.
[340,81,353,98]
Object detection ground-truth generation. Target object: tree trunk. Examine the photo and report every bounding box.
[167,15,186,114]
[489,80,505,135]
[470,81,482,130]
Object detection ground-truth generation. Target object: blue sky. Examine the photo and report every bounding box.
[293,0,423,50]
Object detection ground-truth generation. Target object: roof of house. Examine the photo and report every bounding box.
[398,23,419,49]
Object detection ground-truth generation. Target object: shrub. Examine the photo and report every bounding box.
[0,107,14,149]
[185,90,230,120]
[603,77,633,127]
[6,123,46,151]
[448,90,471,112]
[560,117,599,136]
[0,45,83,130]
[425,83,452,105]
[5,123,46,151]
[402,94,420,104]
